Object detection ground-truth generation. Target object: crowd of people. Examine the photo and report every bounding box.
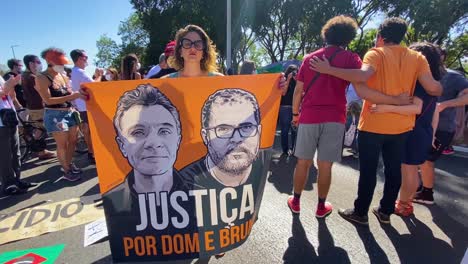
[1,18,467,231]
[285,16,468,224]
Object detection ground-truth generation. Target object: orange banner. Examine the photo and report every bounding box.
[84,74,281,194]
[83,74,281,262]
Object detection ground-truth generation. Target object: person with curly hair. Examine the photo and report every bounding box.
[287,15,364,218]
[163,24,223,78]
[287,15,409,219]
[310,17,443,225]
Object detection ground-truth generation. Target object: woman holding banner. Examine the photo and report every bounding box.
[36,48,85,182]
[163,24,224,78]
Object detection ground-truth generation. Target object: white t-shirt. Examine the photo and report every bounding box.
[0,76,16,127]
[145,65,161,79]
[346,84,361,105]
[71,66,93,112]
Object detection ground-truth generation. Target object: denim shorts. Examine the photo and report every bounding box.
[44,109,79,133]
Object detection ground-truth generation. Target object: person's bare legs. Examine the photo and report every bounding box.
[65,126,79,167]
[288,158,314,212]
[420,161,435,188]
[399,164,419,202]
[52,132,70,172]
[317,160,333,200]
[80,122,94,155]
[293,159,314,195]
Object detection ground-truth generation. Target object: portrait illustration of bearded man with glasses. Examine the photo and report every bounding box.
[181,88,263,189]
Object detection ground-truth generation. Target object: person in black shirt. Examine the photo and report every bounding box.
[279,65,298,155]
[3,59,25,107]
[149,53,177,79]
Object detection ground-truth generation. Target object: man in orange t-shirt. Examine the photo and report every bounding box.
[310,17,442,225]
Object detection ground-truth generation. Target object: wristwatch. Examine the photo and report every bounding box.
[292,113,299,116]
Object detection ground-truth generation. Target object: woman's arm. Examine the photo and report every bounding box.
[370,97,423,115]
[35,74,82,105]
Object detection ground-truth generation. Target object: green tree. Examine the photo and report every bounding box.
[94,34,120,68]
[95,13,149,69]
[444,33,468,73]
[385,0,468,44]
[349,29,377,58]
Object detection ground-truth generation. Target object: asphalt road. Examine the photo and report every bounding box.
[1,133,467,264]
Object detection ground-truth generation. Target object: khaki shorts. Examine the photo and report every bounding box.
[294,123,345,162]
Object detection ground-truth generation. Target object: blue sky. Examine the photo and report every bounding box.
[0,0,134,75]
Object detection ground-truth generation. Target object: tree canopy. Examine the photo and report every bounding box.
[96,0,468,72]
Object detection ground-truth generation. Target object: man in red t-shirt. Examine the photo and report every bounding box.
[287,16,410,218]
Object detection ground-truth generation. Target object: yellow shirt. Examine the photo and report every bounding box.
[358,46,431,134]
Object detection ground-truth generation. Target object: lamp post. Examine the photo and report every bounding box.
[226,0,232,71]
[11,45,19,59]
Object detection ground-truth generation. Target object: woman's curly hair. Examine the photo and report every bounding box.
[169,24,218,73]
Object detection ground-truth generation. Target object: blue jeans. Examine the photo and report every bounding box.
[279,106,296,153]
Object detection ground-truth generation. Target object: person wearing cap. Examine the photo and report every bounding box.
[35,47,86,182]
[149,53,177,79]
[147,41,178,79]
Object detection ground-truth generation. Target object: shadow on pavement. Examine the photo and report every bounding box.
[381,215,456,263]
[317,219,351,263]
[0,157,97,212]
[434,155,468,178]
[338,154,359,171]
[355,225,391,264]
[427,206,468,261]
[268,153,317,194]
[283,215,318,263]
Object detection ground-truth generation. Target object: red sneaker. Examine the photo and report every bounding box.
[395,200,414,216]
[316,202,333,218]
[442,146,455,155]
[287,196,300,214]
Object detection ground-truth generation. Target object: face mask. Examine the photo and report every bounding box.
[105,74,112,81]
[34,63,43,73]
[52,65,65,73]
[136,62,141,70]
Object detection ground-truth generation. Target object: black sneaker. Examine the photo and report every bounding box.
[3,185,26,195]
[70,163,83,174]
[413,190,434,205]
[372,206,390,224]
[63,171,81,182]
[17,180,38,189]
[338,208,368,225]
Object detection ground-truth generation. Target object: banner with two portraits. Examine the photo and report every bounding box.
[84,74,281,262]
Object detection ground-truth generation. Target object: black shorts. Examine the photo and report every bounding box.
[403,126,432,165]
[427,130,455,162]
[79,111,88,123]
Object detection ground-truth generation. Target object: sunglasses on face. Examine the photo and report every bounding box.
[180,38,204,51]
